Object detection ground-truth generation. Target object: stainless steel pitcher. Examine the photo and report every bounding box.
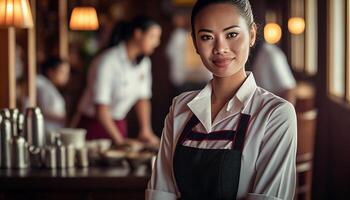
[0,119,12,168]
[24,107,45,147]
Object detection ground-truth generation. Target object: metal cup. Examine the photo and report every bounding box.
[0,119,12,168]
[44,147,56,169]
[76,147,89,168]
[56,145,66,168]
[29,145,42,168]
[10,136,29,169]
[65,145,75,168]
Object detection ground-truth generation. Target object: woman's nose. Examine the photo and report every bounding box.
[213,37,229,55]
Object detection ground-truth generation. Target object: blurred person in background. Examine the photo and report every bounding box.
[75,16,161,147]
[250,41,297,104]
[166,12,212,96]
[37,57,70,133]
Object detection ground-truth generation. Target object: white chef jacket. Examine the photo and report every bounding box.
[79,42,152,120]
[146,72,297,200]
[36,75,66,133]
[252,43,296,94]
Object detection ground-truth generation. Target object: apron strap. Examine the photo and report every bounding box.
[233,114,251,151]
[177,114,199,145]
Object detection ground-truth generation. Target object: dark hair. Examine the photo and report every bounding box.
[41,57,67,76]
[191,0,254,35]
[108,15,160,48]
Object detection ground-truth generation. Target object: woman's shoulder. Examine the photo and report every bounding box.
[170,90,201,114]
[253,86,296,119]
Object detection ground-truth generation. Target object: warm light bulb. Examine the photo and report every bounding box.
[264,23,282,44]
[288,17,305,35]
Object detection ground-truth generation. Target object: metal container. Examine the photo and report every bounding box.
[44,147,56,169]
[29,145,42,168]
[17,113,24,137]
[65,145,75,168]
[76,147,89,168]
[24,107,45,147]
[0,109,10,119]
[10,136,28,169]
[56,145,66,168]
[9,109,19,136]
[0,119,12,168]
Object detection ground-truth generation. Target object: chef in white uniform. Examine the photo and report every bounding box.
[146,0,297,199]
[36,57,70,133]
[77,16,161,146]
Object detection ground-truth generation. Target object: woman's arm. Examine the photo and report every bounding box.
[146,99,178,200]
[247,102,297,200]
[42,111,65,124]
[134,99,159,145]
[95,104,125,145]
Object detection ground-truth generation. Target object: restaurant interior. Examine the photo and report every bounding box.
[0,0,349,199]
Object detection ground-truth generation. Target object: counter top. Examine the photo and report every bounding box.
[0,166,150,190]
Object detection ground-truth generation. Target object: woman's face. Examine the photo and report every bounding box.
[138,25,162,55]
[193,3,256,78]
[49,63,70,87]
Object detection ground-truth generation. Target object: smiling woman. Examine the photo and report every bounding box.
[146,0,297,200]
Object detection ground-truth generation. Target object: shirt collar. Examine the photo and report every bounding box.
[187,72,257,132]
[118,42,130,65]
[227,71,257,112]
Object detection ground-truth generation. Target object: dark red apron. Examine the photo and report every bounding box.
[78,115,127,140]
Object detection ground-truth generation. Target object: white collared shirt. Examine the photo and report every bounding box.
[79,43,152,120]
[36,75,66,133]
[146,72,297,200]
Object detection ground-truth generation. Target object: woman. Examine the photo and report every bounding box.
[77,16,161,146]
[37,57,70,133]
[146,0,297,199]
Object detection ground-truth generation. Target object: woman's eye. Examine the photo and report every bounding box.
[227,32,238,39]
[200,35,213,41]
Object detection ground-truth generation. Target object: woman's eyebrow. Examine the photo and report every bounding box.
[197,28,213,34]
[223,25,240,31]
[197,25,240,34]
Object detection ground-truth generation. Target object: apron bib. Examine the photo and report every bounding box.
[173,113,250,200]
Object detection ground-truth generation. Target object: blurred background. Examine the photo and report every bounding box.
[0,0,349,199]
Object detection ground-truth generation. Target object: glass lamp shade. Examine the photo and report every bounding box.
[69,7,99,31]
[0,0,34,28]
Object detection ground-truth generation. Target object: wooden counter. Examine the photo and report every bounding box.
[0,166,149,200]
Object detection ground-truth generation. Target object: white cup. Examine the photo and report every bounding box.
[58,128,86,148]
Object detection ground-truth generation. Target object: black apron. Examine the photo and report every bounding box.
[173,113,251,200]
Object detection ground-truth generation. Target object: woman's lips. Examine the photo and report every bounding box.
[212,57,233,68]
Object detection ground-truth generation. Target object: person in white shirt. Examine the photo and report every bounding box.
[36,57,70,133]
[166,12,212,95]
[146,0,297,200]
[250,42,297,104]
[76,16,161,146]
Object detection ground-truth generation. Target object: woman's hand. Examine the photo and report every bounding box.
[137,128,160,146]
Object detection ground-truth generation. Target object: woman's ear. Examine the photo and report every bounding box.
[249,23,257,47]
[191,32,199,54]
